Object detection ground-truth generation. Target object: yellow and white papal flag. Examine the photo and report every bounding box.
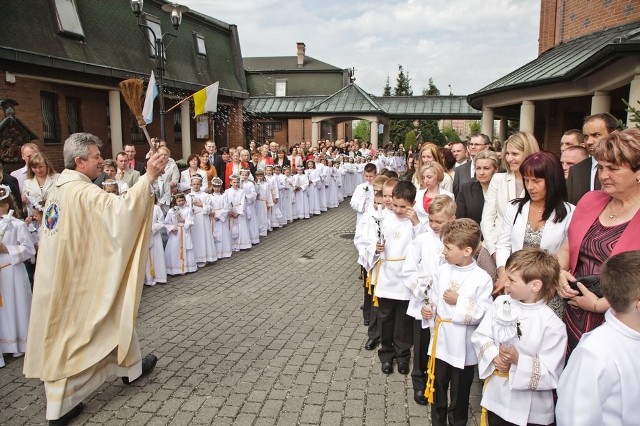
[193,82,219,117]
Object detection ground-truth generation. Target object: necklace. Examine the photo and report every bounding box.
[608,197,640,220]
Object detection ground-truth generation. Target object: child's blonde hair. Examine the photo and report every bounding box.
[440,218,481,252]
[428,195,456,217]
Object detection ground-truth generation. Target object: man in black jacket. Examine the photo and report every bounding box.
[205,140,225,182]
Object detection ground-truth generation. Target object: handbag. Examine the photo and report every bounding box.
[574,275,602,298]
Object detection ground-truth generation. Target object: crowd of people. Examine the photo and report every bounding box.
[1,114,639,424]
[352,113,640,426]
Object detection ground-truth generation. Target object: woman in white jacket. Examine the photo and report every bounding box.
[494,152,574,314]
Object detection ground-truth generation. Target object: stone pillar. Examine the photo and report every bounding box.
[499,118,508,143]
[519,101,535,133]
[481,107,494,140]
[370,119,379,150]
[627,75,640,128]
[181,101,191,160]
[591,90,611,114]
[108,90,123,159]
[382,122,390,147]
[311,120,320,147]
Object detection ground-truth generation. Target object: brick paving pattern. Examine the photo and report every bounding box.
[0,202,482,425]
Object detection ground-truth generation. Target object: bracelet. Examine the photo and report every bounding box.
[593,297,601,313]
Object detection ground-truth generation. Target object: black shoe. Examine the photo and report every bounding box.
[49,403,84,425]
[122,353,158,385]
[364,337,380,350]
[397,362,410,375]
[381,361,393,374]
[414,390,428,405]
[363,318,370,326]
[360,304,364,310]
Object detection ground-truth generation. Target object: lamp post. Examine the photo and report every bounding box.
[130,0,188,141]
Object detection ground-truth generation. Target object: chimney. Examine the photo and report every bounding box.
[296,42,306,67]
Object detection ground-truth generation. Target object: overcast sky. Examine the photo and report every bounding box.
[179,0,541,97]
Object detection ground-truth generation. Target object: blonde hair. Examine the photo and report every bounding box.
[501,131,540,171]
[27,152,56,179]
[428,195,456,217]
[420,162,445,184]
[441,218,481,252]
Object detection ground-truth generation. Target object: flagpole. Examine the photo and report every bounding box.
[166,93,195,113]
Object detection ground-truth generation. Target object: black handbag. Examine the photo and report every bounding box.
[570,275,602,298]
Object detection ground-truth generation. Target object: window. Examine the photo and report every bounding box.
[257,122,283,142]
[194,32,206,56]
[41,92,60,144]
[275,79,287,97]
[66,97,82,134]
[143,15,164,59]
[174,110,182,144]
[52,0,85,39]
[130,113,145,143]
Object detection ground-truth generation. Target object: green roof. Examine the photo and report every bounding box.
[469,21,640,109]
[244,56,343,72]
[245,83,481,119]
[0,0,247,96]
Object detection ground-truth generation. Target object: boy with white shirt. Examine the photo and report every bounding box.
[350,162,377,225]
[365,180,422,375]
[423,218,493,426]
[556,250,640,426]
[472,248,566,426]
[402,195,456,406]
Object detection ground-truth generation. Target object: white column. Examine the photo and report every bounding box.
[499,118,508,143]
[591,90,611,114]
[108,90,123,159]
[627,75,640,127]
[181,102,191,161]
[311,120,320,147]
[519,101,535,133]
[481,107,494,139]
[370,119,379,150]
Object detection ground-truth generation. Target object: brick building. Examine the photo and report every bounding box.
[0,0,247,171]
[468,0,640,152]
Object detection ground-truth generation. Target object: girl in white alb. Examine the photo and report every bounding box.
[187,176,217,267]
[209,178,232,259]
[164,194,196,275]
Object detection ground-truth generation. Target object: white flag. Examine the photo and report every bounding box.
[142,71,158,125]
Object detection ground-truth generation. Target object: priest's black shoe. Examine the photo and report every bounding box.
[413,390,428,405]
[397,362,410,375]
[49,403,84,425]
[363,318,370,326]
[381,361,393,375]
[122,353,158,385]
[364,337,379,350]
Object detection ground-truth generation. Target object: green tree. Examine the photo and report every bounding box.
[352,120,371,143]
[404,130,418,151]
[417,120,447,146]
[393,65,413,96]
[441,125,461,143]
[422,77,440,96]
[382,76,392,97]
[468,121,481,135]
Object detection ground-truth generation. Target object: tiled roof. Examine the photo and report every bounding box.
[243,56,343,72]
[0,0,247,96]
[469,21,640,108]
[244,84,481,118]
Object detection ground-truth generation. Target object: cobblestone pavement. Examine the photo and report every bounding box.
[1,201,482,425]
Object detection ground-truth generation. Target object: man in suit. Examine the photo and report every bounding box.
[124,144,146,175]
[453,134,491,196]
[268,141,279,159]
[566,112,617,205]
[115,151,140,188]
[205,140,225,181]
[450,141,468,168]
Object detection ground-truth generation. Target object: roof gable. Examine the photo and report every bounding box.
[308,84,384,113]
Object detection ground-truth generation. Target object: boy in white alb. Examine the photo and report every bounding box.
[401,195,456,406]
[423,218,493,426]
[365,180,423,375]
[556,250,640,426]
[350,163,377,225]
[354,175,389,351]
[472,248,567,426]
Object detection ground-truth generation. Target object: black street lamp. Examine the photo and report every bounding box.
[130,0,189,140]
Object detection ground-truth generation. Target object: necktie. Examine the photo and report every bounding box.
[593,168,601,190]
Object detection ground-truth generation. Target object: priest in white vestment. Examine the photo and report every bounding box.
[23,133,167,424]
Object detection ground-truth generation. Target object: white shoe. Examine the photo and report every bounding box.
[12,352,24,358]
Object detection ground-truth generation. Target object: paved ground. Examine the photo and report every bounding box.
[0,201,482,425]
